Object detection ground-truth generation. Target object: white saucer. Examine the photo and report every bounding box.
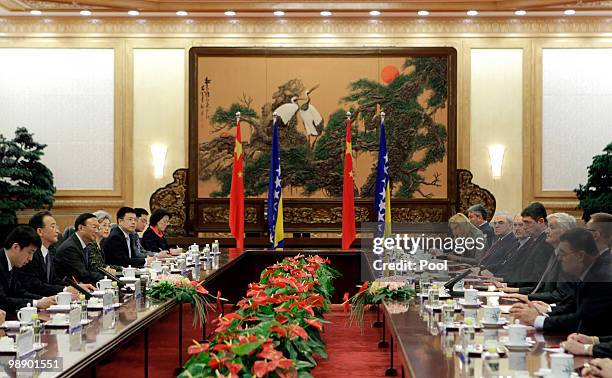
[440,322,482,331]
[43,320,70,328]
[477,291,505,297]
[119,277,138,282]
[0,321,22,330]
[503,339,533,350]
[481,319,508,327]
[91,290,106,297]
[0,345,16,354]
[48,304,71,312]
[458,299,481,307]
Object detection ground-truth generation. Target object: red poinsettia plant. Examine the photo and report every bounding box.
[180,255,340,378]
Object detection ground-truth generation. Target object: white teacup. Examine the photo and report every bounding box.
[57,292,72,306]
[482,306,501,324]
[0,336,14,350]
[151,260,162,271]
[463,308,477,321]
[550,353,574,378]
[96,277,113,290]
[123,265,136,279]
[51,313,67,325]
[487,295,500,306]
[88,297,100,306]
[464,288,478,304]
[17,304,37,324]
[508,351,527,371]
[508,320,527,344]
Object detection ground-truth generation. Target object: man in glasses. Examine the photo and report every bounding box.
[479,212,518,274]
[103,207,154,268]
[15,211,94,298]
[585,212,612,255]
[511,228,612,336]
[55,213,105,284]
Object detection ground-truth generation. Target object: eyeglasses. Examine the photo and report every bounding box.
[558,250,576,259]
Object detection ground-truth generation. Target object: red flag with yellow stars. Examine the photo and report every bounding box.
[229,112,244,249]
[342,112,356,250]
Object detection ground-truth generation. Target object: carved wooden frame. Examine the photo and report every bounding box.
[187,47,458,234]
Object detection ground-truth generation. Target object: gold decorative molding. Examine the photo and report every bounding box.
[391,207,445,223]
[19,1,84,9]
[149,168,188,236]
[283,206,369,224]
[200,206,258,224]
[457,169,496,220]
[3,18,612,36]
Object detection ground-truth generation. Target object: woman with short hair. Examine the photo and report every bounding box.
[142,209,181,255]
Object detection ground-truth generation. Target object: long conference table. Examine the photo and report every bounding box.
[377,287,589,377]
[2,249,590,378]
[0,249,362,378]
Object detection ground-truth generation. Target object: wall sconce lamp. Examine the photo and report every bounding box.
[151,144,167,179]
[488,144,505,179]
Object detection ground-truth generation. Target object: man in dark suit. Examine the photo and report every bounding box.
[505,213,578,303]
[494,214,532,282]
[479,212,518,274]
[55,213,105,284]
[132,208,170,258]
[103,207,152,268]
[0,226,56,312]
[586,212,612,255]
[509,202,555,287]
[468,204,495,248]
[511,228,612,336]
[14,211,95,297]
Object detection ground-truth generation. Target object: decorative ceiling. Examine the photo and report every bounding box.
[2,0,612,17]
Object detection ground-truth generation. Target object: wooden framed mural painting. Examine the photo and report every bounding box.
[188,47,457,236]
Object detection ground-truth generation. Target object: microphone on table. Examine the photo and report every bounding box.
[62,277,92,299]
[94,267,133,292]
[444,269,471,297]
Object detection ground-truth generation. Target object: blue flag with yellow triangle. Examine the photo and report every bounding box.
[374,115,392,238]
[267,117,284,249]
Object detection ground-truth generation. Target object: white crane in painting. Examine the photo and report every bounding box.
[273,84,323,136]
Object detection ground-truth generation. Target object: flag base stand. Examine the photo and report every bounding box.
[385,368,398,376]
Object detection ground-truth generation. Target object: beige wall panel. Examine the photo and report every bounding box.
[133,48,186,212]
[470,49,523,215]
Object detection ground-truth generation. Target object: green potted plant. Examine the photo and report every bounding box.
[575,142,612,221]
[0,127,55,239]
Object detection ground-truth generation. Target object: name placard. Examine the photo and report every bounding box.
[103,291,113,309]
[68,307,81,334]
[16,328,34,357]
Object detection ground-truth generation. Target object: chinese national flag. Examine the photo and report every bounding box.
[342,114,356,250]
[229,116,244,250]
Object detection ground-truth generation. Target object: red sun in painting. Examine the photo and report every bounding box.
[381,65,400,84]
